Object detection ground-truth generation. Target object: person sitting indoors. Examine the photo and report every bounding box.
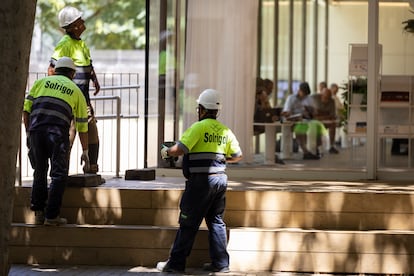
[254,88,284,164]
[318,81,327,93]
[330,83,344,119]
[254,89,270,135]
[282,82,322,160]
[263,78,274,99]
[254,80,279,133]
[256,89,272,110]
[311,87,339,154]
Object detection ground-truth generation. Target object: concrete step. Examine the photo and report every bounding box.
[9,224,414,273]
[13,186,414,230]
[9,223,209,268]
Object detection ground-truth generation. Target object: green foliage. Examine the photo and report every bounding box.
[36,0,146,49]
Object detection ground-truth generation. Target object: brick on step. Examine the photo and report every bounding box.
[125,168,156,181]
[67,174,102,187]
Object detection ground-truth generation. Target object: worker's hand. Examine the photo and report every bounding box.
[160,145,170,159]
[80,149,90,173]
[93,80,100,96]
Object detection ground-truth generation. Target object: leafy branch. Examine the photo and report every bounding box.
[36,0,146,50]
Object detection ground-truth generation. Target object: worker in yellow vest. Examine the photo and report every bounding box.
[23,57,89,226]
[48,6,101,174]
[157,89,243,273]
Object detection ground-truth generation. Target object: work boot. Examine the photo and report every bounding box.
[202,263,230,273]
[84,164,99,174]
[34,210,45,225]
[156,260,184,273]
[303,152,320,160]
[275,154,285,165]
[44,216,67,226]
[329,146,339,154]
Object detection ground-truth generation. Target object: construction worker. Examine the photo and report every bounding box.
[23,57,89,226]
[157,89,243,273]
[48,6,101,174]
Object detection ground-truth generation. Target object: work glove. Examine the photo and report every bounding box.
[81,149,90,173]
[160,144,170,160]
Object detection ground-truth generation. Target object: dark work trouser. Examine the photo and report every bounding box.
[29,129,69,219]
[168,173,229,271]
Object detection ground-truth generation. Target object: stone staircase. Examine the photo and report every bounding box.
[9,174,414,273]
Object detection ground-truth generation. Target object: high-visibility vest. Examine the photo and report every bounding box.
[24,74,88,133]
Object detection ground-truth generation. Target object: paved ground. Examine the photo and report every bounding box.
[9,264,332,275]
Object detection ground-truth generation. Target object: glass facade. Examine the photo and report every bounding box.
[25,0,414,180]
[146,1,414,179]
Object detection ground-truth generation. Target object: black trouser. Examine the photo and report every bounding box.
[168,173,229,271]
[29,129,69,219]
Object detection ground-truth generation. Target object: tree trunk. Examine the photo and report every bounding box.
[0,1,36,275]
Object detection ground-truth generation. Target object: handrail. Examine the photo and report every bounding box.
[25,84,140,94]
[91,84,140,91]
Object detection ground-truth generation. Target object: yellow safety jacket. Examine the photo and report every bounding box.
[51,34,92,66]
[178,118,242,176]
[24,75,88,134]
[50,34,93,102]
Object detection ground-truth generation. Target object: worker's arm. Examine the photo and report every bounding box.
[78,132,89,151]
[165,144,184,157]
[78,131,90,172]
[22,111,31,148]
[226,155,243,163]
[22,111,30,132]
[91,68,100,95]
[160,143,185,159]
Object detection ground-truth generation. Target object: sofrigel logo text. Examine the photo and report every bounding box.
[204,132,228,145]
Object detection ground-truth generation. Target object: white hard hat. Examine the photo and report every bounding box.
[58,6,82,28]
[197,89,221,110]
[55,57,76,71]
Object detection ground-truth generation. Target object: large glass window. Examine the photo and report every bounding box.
[149,0,414,179]
[25,0,414,179]
[377,3,414,173]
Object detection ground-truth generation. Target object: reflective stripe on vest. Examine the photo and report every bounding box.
[187,152,226,174]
